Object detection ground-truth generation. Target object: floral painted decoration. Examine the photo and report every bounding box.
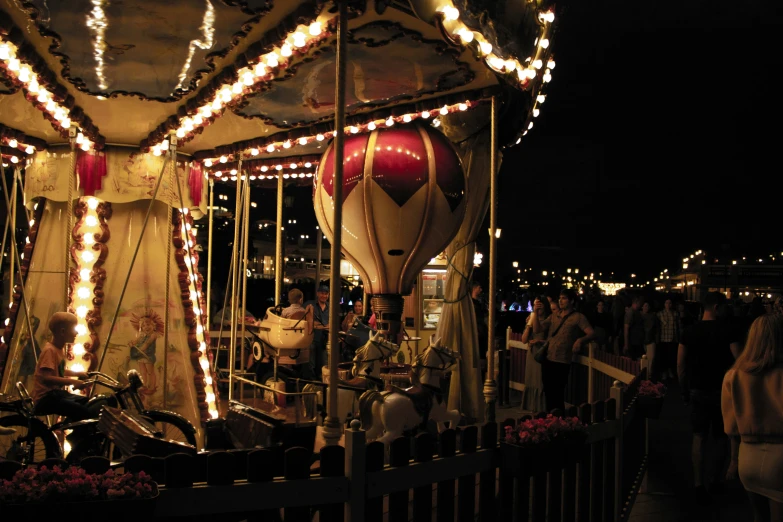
[504,414,588,447]
[0,466,157,504]
[637,380,666,399]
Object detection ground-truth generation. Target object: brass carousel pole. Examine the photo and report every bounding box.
[484,96,499,423]
[315,227,322,294]
[322,0,347,447]
[162,135,176,409]
[206,179,214,331]
[228,160,243,401]
[239,159,251,401]
[274,165,284,305]
[6,167,17,308]
[64,126,76,311]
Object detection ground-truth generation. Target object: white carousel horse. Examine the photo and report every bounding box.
[358,336,461,445]
[300,332,400,422]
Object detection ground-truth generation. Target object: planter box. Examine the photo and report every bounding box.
[500,439,586,477]
[636,395,664,419]
[0,495,157,520]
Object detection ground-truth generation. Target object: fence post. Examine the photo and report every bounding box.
[345,419,366,522]
[611,380,623,522]
[639,355,649,494]
[587,342,595,405]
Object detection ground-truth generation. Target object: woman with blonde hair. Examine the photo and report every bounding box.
[722,314,783,522]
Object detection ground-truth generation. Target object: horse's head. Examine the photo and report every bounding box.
[412,335,460,381]
[352,332,400,377]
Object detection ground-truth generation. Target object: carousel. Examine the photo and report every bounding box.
[0,0,557,459]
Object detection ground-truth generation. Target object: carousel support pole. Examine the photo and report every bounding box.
[0,164,38,366]
[92,156,171,386]
[162,136,176,410]
[483,96,499,424]
[6,167,17,307]
[228,162,244,401]
[315,227,323,294]
[322,0,348,448]
[239,159,251,402]
[206,180,214,332]
[274,165,284,305]
[64,126,77,311]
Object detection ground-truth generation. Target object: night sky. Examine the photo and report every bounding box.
[491,0,781,281]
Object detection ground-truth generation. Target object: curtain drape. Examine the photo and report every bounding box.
[436,109,499,422]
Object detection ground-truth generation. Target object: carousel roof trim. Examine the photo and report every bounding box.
[0,123,48,164]
[0,11,105,150]
[141,1,555,156]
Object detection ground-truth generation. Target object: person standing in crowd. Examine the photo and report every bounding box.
[657,298,680,382]
[341,299,364,332]
[590,300,613,351]
[678,291,741,501]
[641,302,660,380]
[624,296,646,360]
[521,295,551,412]
[303,284,330,380]
[722,314,783,522]
[472,281,488,362]
[531,288,596,413]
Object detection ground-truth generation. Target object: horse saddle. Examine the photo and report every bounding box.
[390,383,442,422]
[339,374,384,391]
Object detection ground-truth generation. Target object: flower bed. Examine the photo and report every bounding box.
[0,466,158,519]
[501,415,588,476]
[636,380,666,418]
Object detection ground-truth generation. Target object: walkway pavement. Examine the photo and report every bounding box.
[629,380,753,522]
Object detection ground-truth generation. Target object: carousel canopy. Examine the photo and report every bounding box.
[0,0,555,175]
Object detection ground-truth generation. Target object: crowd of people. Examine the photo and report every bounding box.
[486,286,783,521]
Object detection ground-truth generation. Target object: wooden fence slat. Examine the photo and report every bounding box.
[413,433,434,522]
[531,467,547,522]
[319,445,345,522]
[590,404,606,522]
[207,451,235,486]
[365,441,386,522]
[164,453,194,488]
[389,437,411,522]
[283,447,312,522]
[562,459,577,522]
[577,403,592,522]
[228,448,250,481]
[479,423,497,522]
[193,450,209,483]
[437,430,457,522]
[457,427,477,522]
[548,466,564,522]
[246,449,278,522]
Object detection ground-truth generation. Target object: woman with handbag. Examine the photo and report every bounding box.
[521,296,551,412]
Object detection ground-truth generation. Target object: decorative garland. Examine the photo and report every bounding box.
[0,124,47,156]
[0,10,104,149]
[0,198,46,378]
[173,210,218,423]
[67,197,111,372]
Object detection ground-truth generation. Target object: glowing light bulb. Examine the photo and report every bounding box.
[458,102,468,111]
[80,269,91,282]
[350,126,358,134]
[231,82,243,94]
[280,43,292,57]
[242,71,254,86]
[37,90,49,103]
[220,87,232,102]
[276,164,283,170]
[70,363,85,373]
[479,41,492,55]
[543,70,552,82]
[386,117,395,126]
[442,6,459,21]
[210,410,219,419]
[76,306,88,318]
[539,11,555,23]
[533,108,540,117]
[440,105,449,115]
[0,44,9,60]
[547,60,556,69]
[219,155,227,163]
[85,215,98,227]
[72,344,85,356]
[200,358,210,370]
[298,137,307,145]
[8,58,20,71]
[316,134,325,141]
[176,128,186,138]
[457,28,474,43]
[45,100,56,112]
[266,144,276,153]
[17,66,30,82]
[368,121,377,130]
[77,286,91,299]
[193,114,203,125]
[265,53,279,68]
[81,250,95,263]
[260,166,268,172]
[540,38,550,49]
[533,59,543,69]
[8,139,18,148]
[537,94,546,103]
[293,32,306,47]
[283,140,292,148]
[421,111,430,119]
[250,148,259,156]
[211,98,222,111]
[204,159,212,167]
[83,232,95,245]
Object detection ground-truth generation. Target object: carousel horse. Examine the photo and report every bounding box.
[358,336,461,445]
[300,332,399,422]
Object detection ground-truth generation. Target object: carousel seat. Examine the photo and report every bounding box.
[251,307,313,365]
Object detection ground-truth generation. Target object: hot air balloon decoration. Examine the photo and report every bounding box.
[313,123,466,341]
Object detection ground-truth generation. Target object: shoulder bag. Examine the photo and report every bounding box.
[534,311,574,363]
